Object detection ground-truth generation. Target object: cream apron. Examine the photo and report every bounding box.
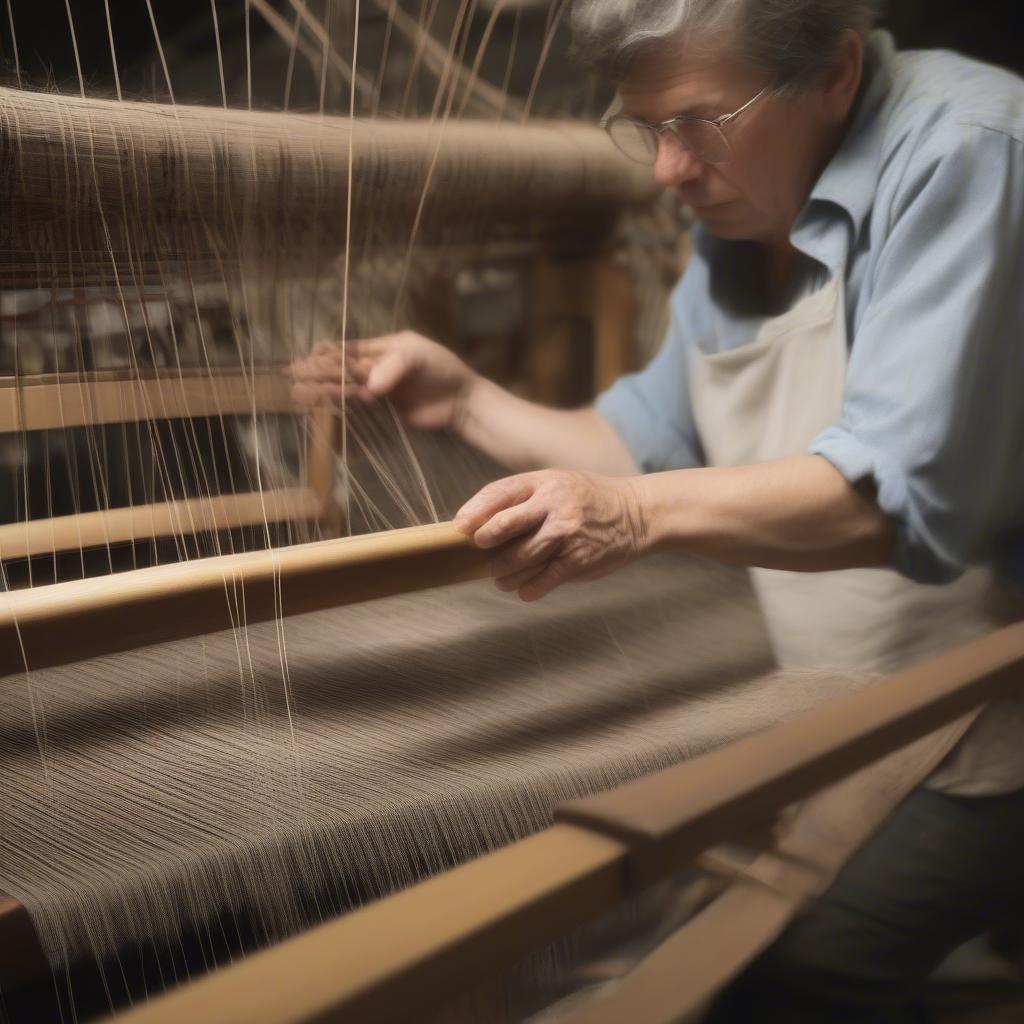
[685,275,1011,925]
[690,276,1001,677]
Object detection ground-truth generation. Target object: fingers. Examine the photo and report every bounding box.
[288,335,416,406]
[289,380,372,409]
[287,342,388,409]
[313,337,388,359]
[489,525,560,578]
[454,476,539,543]
[517,562,567,602]
[345,336,392,357]
[290,337,395,381]
[494,560,567,602]
[493,562,546,593]
[288,354,359,408]
[365,350,411,397]
[312,339,343,358]
[287,351,345,385]
[458,469,633,603]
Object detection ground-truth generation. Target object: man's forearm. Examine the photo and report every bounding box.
[635,454,895,572]
[456,377,639,476]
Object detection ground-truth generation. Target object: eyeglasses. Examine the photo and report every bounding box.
[602,87,770,166]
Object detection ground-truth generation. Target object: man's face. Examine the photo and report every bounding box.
[617,49,840,245]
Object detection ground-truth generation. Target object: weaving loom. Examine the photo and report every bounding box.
[2,5,1022,1023]
[0,3,721,1017]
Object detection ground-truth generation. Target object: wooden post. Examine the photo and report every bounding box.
[525,257,584,407]
[305,406,342,537]
[525,255,638,407]
[588,258,638,395]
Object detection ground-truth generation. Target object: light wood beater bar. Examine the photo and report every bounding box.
[0,522,490,677]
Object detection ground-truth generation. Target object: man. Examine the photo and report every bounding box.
[291,2,1024,1018]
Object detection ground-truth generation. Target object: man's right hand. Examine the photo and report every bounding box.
[288,331,479,431]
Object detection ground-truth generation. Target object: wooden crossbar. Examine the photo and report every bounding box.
[564,880,797,1024]
[0,488,323,562]
[114,826,627,1024]
[0,368,330,558]
[103,622,1024,1024]
[0,521,490,677]
[556,621,1024,886]
[0,370,295,433]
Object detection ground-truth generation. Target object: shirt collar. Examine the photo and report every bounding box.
[791,31,896,266]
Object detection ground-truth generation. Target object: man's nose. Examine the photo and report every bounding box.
[653,134,703,188]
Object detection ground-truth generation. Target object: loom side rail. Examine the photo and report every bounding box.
[104,622,1024,1024]
[556,621,1024,886]
[0,522,490,677]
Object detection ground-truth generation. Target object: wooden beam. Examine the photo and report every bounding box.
[556,622,1024,888]
[102,623,1024,1024]
[0,86,658,271]
[0,370,295,433]
[305,407,341,536]
[563,880,797,1024]
[110,826,627,1024]
[0,488,322,561]
[0,522,490,677]
[590,260,638,394]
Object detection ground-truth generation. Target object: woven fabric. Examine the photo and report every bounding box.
[0,553,872,972]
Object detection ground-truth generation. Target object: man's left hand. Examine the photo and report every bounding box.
[454,470,649,602]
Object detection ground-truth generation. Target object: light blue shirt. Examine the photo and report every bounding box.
[596,32,1024,586]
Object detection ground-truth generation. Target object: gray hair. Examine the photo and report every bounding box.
[569,0,884,88]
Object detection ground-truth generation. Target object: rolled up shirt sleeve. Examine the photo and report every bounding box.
[810,125,1024,583]
[595,267,706,473]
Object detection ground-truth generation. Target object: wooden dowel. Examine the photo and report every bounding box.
[305,407,341,536]
[0,522,490,677]
[110,826,627,1024]
[556,622,1024,888]
[0,488,322,561]
[563,881,797,1024]
[0,370,295,433]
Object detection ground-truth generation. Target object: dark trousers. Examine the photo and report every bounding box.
[705,785,1024,1023]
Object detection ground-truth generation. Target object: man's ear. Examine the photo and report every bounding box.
[821,30,865,125]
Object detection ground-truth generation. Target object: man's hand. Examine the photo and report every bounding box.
[455,470,650,602]
[287,331,478,431]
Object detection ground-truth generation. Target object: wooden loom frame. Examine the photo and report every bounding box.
[5,71,1017,1024]
[0,367,338,563]
[106,618,1024,1024]
[0,80,655,576]
[0,81,655,1007]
